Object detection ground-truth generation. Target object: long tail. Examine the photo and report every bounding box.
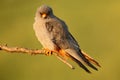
[68,50,101,73]
[69,54,91,73]
[56,49,101,73]
[56,50,92,73]
[81,50,101,67]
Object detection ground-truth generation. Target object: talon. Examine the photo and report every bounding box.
[42,48,53,56]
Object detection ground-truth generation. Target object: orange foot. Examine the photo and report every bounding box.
[42,48,53,56]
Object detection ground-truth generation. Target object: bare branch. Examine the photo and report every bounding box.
[0,44,44,55]
[0,44,74,69]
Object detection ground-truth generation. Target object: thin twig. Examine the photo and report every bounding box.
[54,54,75,69]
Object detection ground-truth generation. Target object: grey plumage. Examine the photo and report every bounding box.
[33,5,100,73]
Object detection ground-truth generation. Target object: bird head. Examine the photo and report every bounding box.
[36,5,54,19]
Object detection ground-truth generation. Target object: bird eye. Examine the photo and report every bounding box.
[39,12,42,15]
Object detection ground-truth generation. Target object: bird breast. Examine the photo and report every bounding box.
[33,20,55,50]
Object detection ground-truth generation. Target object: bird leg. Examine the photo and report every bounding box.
[42,48,75,69]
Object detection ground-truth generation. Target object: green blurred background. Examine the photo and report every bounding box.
[0,0,120,80]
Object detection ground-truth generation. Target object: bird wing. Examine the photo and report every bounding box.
[45,18,98,72]
[45,19,71,49]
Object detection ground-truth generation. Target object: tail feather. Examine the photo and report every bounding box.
[77,50,98,71]
[66,49,100,71]
[69,55,91,73]
[81,50,101,67]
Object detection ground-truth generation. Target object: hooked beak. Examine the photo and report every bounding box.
[41,13,47,18]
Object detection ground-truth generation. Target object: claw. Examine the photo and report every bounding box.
[42,48,53,56]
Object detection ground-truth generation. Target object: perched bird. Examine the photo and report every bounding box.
[33,5,100,73]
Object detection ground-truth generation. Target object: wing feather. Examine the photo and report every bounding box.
[45,18,98,71]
